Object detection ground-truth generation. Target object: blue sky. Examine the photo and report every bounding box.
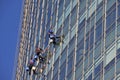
[0,0,22,80]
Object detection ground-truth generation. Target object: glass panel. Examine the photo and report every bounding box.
[71,4,78,27]
[53,73,58,80]
[106,8,116,29]
[76,40,84,64]
[116,60,120,75]
[106,0,116,11]
[60,62,66,80]
[79,0,86,17]
[94,42,101,60]
[77,26,85,43]
[58,0,64,18]
[65,0,71,8]
[104,59,115,80]
[67,52,74,74]
[117,24,120,37]
[68,37,75,54]
[95,22,102,41]
[86,74,92,80]
[53,59,59,76]
[67,72,73,80]
[60,47,67,65]
[84,53,89,72]
[105,25,115,49]
[89,51,93,67]
[63,15,69,35]
[47,69,52,80]
[96,2,103,23]
[75,61,83,80]
[118,4,120,18]
[91,13,95,28]
[90,28,94,49]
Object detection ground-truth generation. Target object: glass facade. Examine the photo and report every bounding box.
[15,0,120,80]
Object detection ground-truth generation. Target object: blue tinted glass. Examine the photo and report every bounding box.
[94,62,103,75]
[65,0,71,8]
[67,53,74,74]
[60,62,66,80]
[71,5,77,27]
[58,0,64,18]
[79,0,86,16]
[90,30,94,48]
[47,1,52,21]
[96,23,102,41]
[53,59,59,75]
[64,15,69,35]
[118,0,120,3]
[84,54,88,72]
[87,74,92,80]
[106,9,116,29]
[76,40,84,63]
[105,58,115,72]
[118,5,120,17]
[116,60,120,75]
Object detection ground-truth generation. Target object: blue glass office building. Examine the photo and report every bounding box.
[14,0,120,80]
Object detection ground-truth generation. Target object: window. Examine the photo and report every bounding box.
[63,15,69,35]
[104,58,115,80]
[117,24,120,37]
[118,4,120,18]
[86,18,90,33]
[106,0,116,11]
[60,47,67,65]
[105,45,116,66]
[95,20,103,41]
[118,0,120,3]
[77,19,85,43]
[116,60,120,75]
[88,0,95,7]
[70,26,76,39]
[84,53,89,72]
[68,37,75,54]
[90,12,95,28]
[72,0,77,8]
[75,61,83,80]
[79,0,86,17]
[96,2,103,22]
[85,34,89,51]
[65,0,71,8]
[105,24,115,49]
[52,12,56,27]
[94,43,101,60]
[47,0,52,22]
[67,52,74,74]
[86,74,92,80]
[47,69,52,80]
[71,4,78,27]
[76,40,84,64]
[53,59,59,76]
[67,71,73,80]
[58,0,64,19]
[53,73,58,80]
[77,27,85,43]
[90,28,94,49]
[59,62,66,80]
[88,51,93,67]
[52,2,57,26]
[56,27,61,36]
[116,40,120,75]
[94,62,103,80]
[106,5,116,29]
